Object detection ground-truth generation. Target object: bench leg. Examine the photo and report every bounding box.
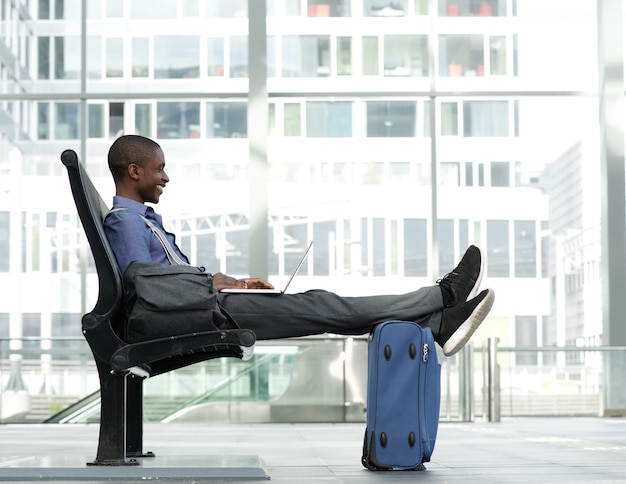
[87,363,139,466]
[126,375,155,458]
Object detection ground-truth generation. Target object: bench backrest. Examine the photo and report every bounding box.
[61,149,125,338]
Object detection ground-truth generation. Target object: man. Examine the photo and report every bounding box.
[104,135,495,357]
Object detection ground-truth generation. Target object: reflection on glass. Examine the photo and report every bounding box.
[230,36,248,78]
[364,0,407,17]
[307,0,351,17]
[515,220,536,277]
[207,38,225,76]
[463,100,509,137]
[337,37,352,75]
[283,35,330,77]
[490,35,507,75]
[439,34,484,77]
[206,102,247,138]
[157,102,200,139]
[135,103,152,137]
[55,102,80,139]
[487,220,509,276]
[441,102,458,136]
[384,35,427,77]
[38,37,50,79]
[109,102,124,138]
[88,104,104,138]
[284,103,301,136]
[87,36,102,79]
[106,38,123,78]
[362,36,379,76]
[439,0,506,17]
[132,38,149,77]
[306,101,352,137]
[37,102,50,140]
[154,36,200,79]
[366,101,417,137]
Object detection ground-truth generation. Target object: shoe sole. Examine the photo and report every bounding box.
[443,288,495,357]
[466,247,485,302]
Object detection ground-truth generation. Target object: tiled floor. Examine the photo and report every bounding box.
[1,418,626,482]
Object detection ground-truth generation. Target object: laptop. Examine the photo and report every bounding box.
[221,240,313,295]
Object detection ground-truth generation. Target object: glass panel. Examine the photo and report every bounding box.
[106,38,123,77]
[38,0,50,19]
[206,0,247,17]
[132,38,149,77]
[307,0,351,17]
[109,102,124,137]
[106,0,123,17]
[491,161,510,187]
[487,220,509,277]
[515,220,536,278]
[154,36,200,79]
[440,0,506,17]
[135,103,152,137]
[88,104,104,138]
[438,219,455,274]
[441,102,458,136]
[490,35,507,75]
[37,102,50,140]
[0,212,9,272]
[130,0,176,19]
[206,102,247,138]
[284,103,301,136]
[55,102,79,139]
[230,36,248,78]
[463,101,509,137]
[38,37,50,79]
[306,101,352,137]
[439,34,484,77]
[362,36,379,76]
[384,35,427,77]
[337,37,352,75]
[207,38,225,76]
[364,0,407,17]
[404,219,427,276]
[54,36,80,79]
[283,35,330,77]
[366,101,417,137]
[87,36,102,79]
[157,102,200,139]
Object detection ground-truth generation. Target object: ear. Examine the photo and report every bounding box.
[127,163,142,181]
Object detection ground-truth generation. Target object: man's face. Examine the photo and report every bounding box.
[134,148,169,204]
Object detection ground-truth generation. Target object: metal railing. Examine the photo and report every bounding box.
[1,336,625,424]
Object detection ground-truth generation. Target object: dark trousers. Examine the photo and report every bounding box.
[218,285,443,340]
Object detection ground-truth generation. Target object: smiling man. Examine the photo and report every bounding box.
[103,134,495,356]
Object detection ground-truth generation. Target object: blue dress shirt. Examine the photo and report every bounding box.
[104,196,189,272]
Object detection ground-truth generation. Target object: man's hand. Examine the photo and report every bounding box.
[213,272,274,292]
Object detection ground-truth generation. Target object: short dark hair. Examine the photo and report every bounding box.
[108,135,162,182]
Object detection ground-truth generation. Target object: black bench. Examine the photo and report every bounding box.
[61,149,256,466]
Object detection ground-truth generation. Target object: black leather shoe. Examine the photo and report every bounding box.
[438,288,495,357]
[438,245,484,307]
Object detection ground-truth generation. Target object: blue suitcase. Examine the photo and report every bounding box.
[362,320,441,471]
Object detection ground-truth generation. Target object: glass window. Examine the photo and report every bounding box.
[404,218,427,276]
[38,102,50,140]
[440,162,460,186]
[135,103,152,137]
[463,100,509,137]
[55,102,79,139]
[38,0,50,19]
[130,0,176,19]
[88,104,104,138]
[206,102,247,138]
[0,212,9,272]
[384,35,427,77]
[337,37,352,75]
[307,0,351,17]
[55,0,81,19]
[87,36,102,79]
[366,101,417,137]
[38,37,50,79]
[106,0,123,18]
[22,313,41,355]
[230,36,248,78]
[109,102,124,137]
[284,103,301,136]
[306,101,352,137]
[441,101,458,135]
[207,38,225,76]
[365,0,407,17]
[487,220,509,277]
[206,0,247,17]
[132,38,149,77]
[154,36,200,79]
[439,34,484,77]
[440,0,506,17]
[182,0,199,16]
[283,35,330,77]
[515,316,538,365]
[54,36,80,79]
[490,35,507,75]
[106,38,123,78]
[491,161,510,187]
[438,219,455,274]
[157,102,200,139]
[362,36,379,76]
[515,220,536,277]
